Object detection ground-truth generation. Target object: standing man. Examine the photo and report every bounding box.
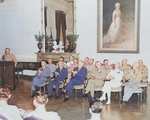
[2,48,17,67]
[31,60,50,94]
[48,60,68,99]
[63,60,87,102]
[46,58,56,78]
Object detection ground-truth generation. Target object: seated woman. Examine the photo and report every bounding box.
[22,91,61,120]
[0,85,23,120]
[65,58,79,86]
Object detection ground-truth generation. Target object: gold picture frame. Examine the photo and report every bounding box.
[97,0,140,53]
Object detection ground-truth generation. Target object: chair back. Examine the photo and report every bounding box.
[24,115,42,120]
[0,114,8,120]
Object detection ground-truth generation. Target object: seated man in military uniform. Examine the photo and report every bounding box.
[138,60,148,83]
[120,59,132,82]
[102,59,112,77]
[81,61,106,98]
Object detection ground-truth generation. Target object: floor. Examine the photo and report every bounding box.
[2,77,150,120]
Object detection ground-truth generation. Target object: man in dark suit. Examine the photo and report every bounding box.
[48,60,68,99]
[63,60,87,102]
[31,60,50,92]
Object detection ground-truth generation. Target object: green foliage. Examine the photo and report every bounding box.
[67,34,79,43]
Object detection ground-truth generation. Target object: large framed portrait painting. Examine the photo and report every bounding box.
[97,0,140,53]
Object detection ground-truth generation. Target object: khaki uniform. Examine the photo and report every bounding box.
[85,67,106,97]
[120,64,132,82]
[84,63,89,69]
[86,64,95,72]
[131,69,142,82]
[137,65,148,83]
[101,65,112,79]
[3,54,17,67]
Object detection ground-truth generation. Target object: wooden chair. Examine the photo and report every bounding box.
[0,114,8,120]
[94,86,122,102]
[74,84,85,100]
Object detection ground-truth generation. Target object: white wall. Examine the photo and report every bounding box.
[0,0,150,80]
[76,0,150,80]
[0,0,41,62]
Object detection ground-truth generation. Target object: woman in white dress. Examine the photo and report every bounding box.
[103,2,124,47]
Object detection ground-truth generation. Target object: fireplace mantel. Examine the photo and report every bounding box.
[36,52,80,62]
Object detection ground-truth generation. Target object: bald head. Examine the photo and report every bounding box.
[95,61,101,69]
[78,60,84,68]
[133,62,139,70]
[122,59,127,66]
[138,59,143,66]
[115,62,120,69]
[89,58,94,65]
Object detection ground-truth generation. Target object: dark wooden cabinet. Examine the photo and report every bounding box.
[0,61,15,89]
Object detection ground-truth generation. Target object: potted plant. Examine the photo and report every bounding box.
[67,34,79,52]
[35,32,45,53]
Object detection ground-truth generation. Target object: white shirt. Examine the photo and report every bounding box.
[87,108,101,120]
[0,101,23,120]
[26,107,61,120]
[107,69,123,87]
[67,61,73,67]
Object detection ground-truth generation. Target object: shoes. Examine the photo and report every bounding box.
[106,100,111,105]
[55,95,59,99]
[123,101,127,105]
[120,100,123,104]
[63,98,69,102]
[61,91,66,94]
[99,96,106,101]
[48,95,53,99]
[80,94,88,98]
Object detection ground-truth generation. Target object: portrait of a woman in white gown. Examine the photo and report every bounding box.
[103,2,124,47]
[97,0,140,53]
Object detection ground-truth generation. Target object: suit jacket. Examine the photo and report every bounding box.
[73,66,87,82]
[46,63,56,77]
[54,67,68,81]
[35,66,50,79]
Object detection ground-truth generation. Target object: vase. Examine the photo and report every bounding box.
[37,43,43,53]
[71,43,76,51]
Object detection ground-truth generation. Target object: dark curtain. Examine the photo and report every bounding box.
[55,11,67,49]
[44,7,47,33]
